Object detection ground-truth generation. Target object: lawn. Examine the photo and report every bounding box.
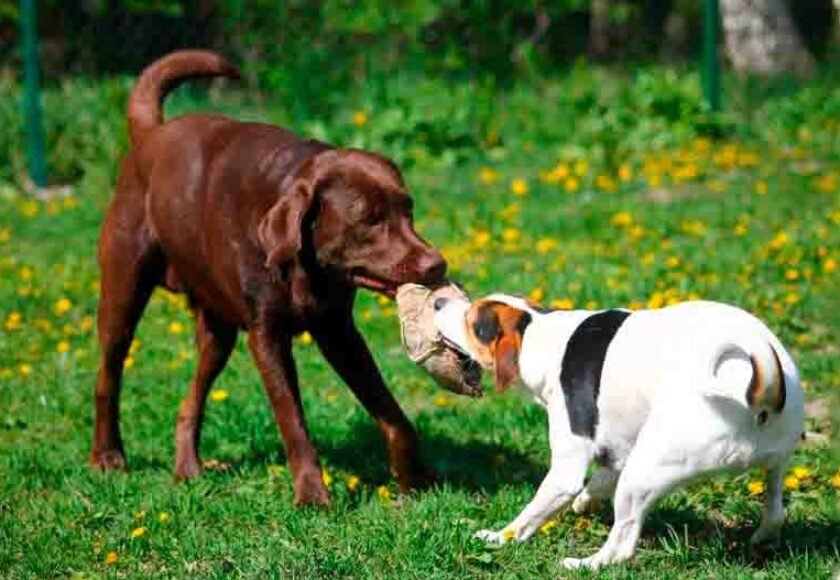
[0,66,839,578]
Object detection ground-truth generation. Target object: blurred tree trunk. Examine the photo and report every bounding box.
[589,0,612,58]
[720,0,815,76]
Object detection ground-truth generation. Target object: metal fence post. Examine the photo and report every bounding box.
[703,0,722,112]
[21,0,47,189]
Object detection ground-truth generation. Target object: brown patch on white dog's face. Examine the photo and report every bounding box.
[463,299,532,391]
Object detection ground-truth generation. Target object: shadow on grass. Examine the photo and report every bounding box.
[319,421,546,493]
[642,505,840,566]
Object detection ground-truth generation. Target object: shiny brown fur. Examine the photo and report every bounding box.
[92,51,446,506]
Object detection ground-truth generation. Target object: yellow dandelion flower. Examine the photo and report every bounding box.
[830,472,840,489]
[596,174,616,192]
[4,311,22,331]
[529,287,545,302]
[510,178,529,196]
[377,485,391,500]
[648,292,665,309]
[159,512,170,522]
[18,266,32,281]
[124,356,135,369]
[536,237,557,254]
[550,298,574,310]
[0,228,10,243]
[352,111,369,127]
[539,520,557,534]
[105,551,118,564]
[665,256,681,268]
[346,475,360,491]
[79,316,94,333]
[769,231,789,250]
[502,228,520,243]
[629,225,645,239]
[627,300,645,311]
[573,159,589,176]
[168,321,184,335]
[299,331,313,345]
[434,394,451,407]
[322,470,333,487]
[785,269,799,281]
[747,480,765,495]
[18,363,32,377]
[610,211,633,227]
[783,475,800,491]
[56,340,70,354]
[784,292,800,306]
[618,164,633,182]
[733,223,748,236]
[792,466,812,479]
[130,527,146,539]
[823,258,837,273]
[754,180,768,195]
[563,176,580,192]
[502,529,516,541]
[53,298,72,317]
[478,167,500,184]
[472,229,491,248]
[210,389,229,403]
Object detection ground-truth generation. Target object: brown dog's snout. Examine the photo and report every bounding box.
[416,251,447,285]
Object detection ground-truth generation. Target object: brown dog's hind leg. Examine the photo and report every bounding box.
[310,316,434,493]
[174,309,236,480]
[248,328,329,506]
[92,209,163,471]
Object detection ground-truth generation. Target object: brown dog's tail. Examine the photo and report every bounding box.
[127,50,240,145]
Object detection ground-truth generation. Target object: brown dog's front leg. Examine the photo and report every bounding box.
[248,328,329,506]
[310,317,434,492]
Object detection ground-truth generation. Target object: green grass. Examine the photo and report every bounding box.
[1,66,839,578]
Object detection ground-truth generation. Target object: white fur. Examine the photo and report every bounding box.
[435,298,804,569]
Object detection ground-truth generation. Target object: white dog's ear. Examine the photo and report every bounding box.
[492,334,521,391]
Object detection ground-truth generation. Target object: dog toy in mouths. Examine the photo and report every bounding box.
[396,283,483,397]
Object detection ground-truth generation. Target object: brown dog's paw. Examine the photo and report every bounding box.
[90,449,127,471]
[293,473,331,507]
[173,457,202,481]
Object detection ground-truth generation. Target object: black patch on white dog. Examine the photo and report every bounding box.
[560,310,631,439]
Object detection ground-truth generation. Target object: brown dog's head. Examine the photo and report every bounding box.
[258,149,445,296]
[433,294,534,391]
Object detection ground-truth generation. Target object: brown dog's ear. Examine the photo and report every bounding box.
[492,333,521,391]
[257,175,316,268]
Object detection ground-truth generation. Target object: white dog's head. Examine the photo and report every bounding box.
[434,294,537,391]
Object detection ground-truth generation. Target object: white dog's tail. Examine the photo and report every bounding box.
[707,339,786,418]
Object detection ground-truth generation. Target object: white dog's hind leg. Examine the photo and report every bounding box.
[751,464,786,544]
[563,407,716,570]
[572,467,619,514]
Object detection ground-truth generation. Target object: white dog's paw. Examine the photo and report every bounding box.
[572,492,598,515]
[475,528,514,545]
[563,557,593,570]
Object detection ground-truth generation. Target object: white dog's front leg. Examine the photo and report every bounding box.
[477,405,593,544]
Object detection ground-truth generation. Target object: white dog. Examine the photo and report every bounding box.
[433,294,804,569]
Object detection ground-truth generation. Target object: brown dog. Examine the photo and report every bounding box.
[92,50,446,506]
